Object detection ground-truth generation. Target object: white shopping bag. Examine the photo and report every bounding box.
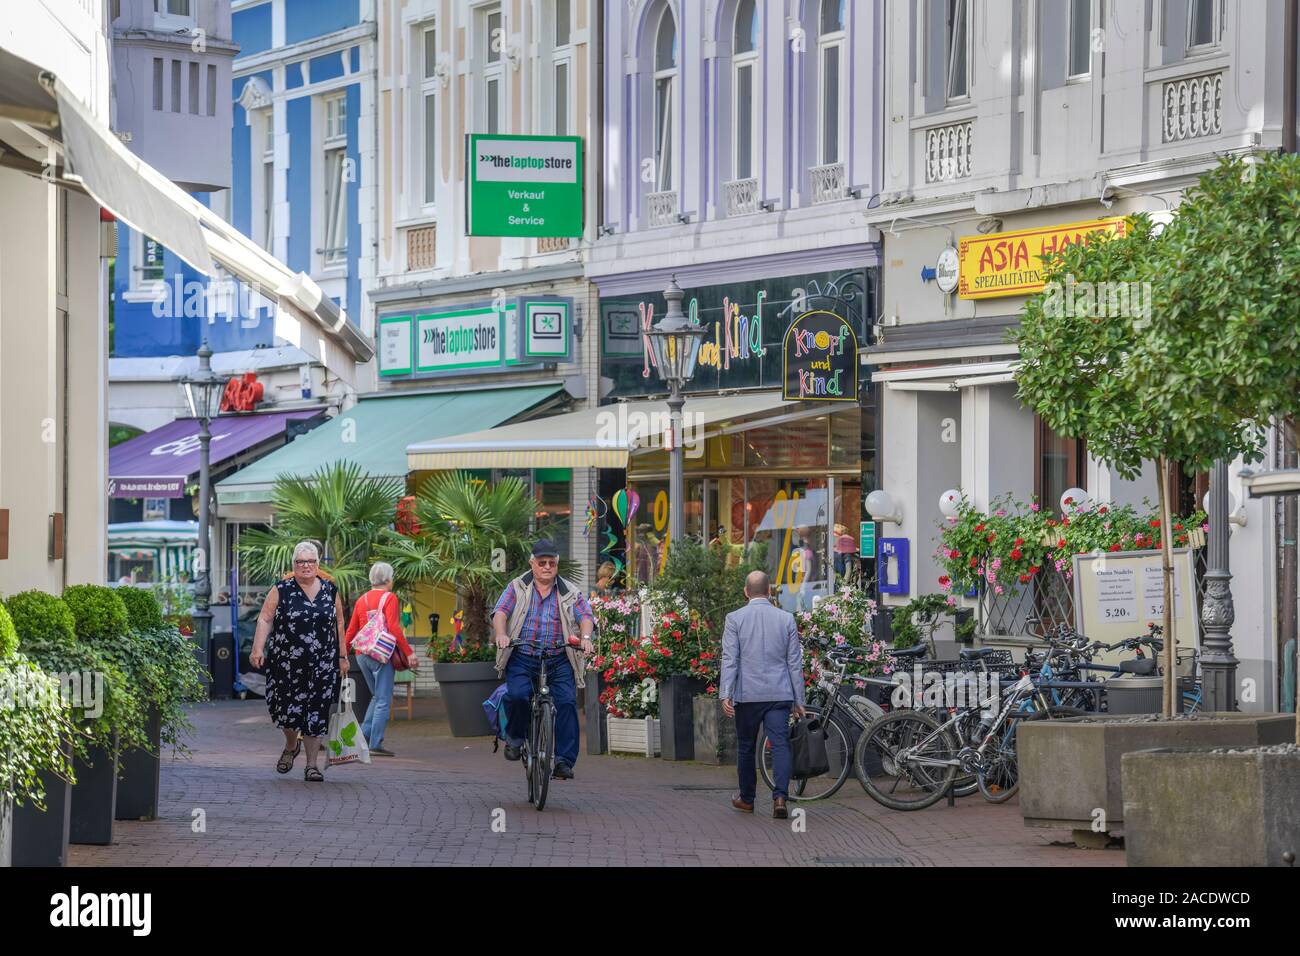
[327,678,371,766]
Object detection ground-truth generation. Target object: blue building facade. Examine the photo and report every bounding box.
[113,0,374,358]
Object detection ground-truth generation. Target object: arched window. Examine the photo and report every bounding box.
[732,0,759,182]
[653,7,677,192]
[817,0,846,166]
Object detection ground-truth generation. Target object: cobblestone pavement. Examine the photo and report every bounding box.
[69,698,1126,867]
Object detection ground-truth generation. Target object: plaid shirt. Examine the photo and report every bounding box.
[493,579,593,654]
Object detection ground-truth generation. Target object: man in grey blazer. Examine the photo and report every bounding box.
[721,570,806,819]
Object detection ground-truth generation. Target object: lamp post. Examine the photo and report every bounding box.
[642,278,706,545]
[1201,461,1239,711]
[182,341,224,696]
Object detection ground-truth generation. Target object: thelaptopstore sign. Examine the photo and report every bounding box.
[379,296,574,378]
[466,134,583,237]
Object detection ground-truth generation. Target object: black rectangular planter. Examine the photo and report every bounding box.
[0,795,11,867]
[12,767,72,867]
[585,667,608,755]
[69,737,118,846]
[658,674,707,761]
[692,696,737,765]
[115,708,162,822]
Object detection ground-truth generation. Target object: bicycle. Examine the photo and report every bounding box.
[854,671,1085,811]
[506,638,585,812]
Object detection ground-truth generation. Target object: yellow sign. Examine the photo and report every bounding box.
[957,217,1128,300]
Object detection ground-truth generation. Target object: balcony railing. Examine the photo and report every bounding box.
[646,189,678,228]
[405,224,436,272]
[925,120,973,183]
[723,177,759,216]
[536,236,573,254]
[809,162,846,204]
[1162,71,1223,143]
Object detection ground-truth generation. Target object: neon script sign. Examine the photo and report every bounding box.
[641,293,768,378]
[781,310,858,402]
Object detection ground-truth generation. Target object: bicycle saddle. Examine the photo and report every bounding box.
[958,647,998,660]
[890,645,928,659]
[1119,657,1157,676]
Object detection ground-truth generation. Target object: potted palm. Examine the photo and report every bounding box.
[378,471,541,737]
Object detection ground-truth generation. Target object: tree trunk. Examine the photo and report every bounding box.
[1156,455,1177,717]
[463,588,490,646]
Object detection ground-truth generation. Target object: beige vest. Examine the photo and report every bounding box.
[494,572,587,688]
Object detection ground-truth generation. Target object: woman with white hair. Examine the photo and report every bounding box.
[250,540,347,781]
[343,561,416,756]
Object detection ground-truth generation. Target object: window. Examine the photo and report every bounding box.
[171,59,181,112]
[421,26,438,206]
[1187,0,1221,49]
[817,0,846,165]
[157,0,191,14]
[322,94,348,267]
[481,6,504,133]
[152,58,163,110]
[261,110,274,250]
[945,0,969,102]
[1068,0,1092,78]
[733,0,759,180]
[207,64,216,116]
[188,61,199,113]
[653,7,677,192]
[551,0,574,135]
[128,233,167,297]
[1035,416,1086,518]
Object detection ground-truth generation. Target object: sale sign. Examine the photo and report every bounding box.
[956,216,1128,300]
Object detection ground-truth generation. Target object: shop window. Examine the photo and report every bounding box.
[743,416,831,470]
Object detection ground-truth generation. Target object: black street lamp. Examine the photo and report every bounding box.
[182,341,224,695]
[642,278,706,545]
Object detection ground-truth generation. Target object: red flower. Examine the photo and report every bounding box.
[1029,565,1040,574]
[1057,538,1066,548]
[1109,543,1122,552]
[969,557,978,568]
[671,630,682,639]
[1062,518,1070,526]
[938,575,951,586]
[1063,496,1075,506]
[1014,537,1024,546]
[1009,548,1023,560]
[1098,506,1108,514]
[974,523,986,532]
[1019,574,1030,584]
[1149,519,1161,528]
[1174,523,1184,531]
[986,534,996,544]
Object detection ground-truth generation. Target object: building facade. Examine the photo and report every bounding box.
[587,0,884,610]
[869,0,1290,708]
[0,0,113,594]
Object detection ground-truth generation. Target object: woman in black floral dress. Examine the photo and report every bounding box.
[250,541,349,781]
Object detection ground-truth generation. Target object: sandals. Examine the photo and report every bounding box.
[276,735,303,774]
[304,766,325,782]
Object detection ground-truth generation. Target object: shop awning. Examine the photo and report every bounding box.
[0,48,372,369]
[871,360,1019,391]
[216,384,565,504]
[109,410,321,498]
[406,390,798,471]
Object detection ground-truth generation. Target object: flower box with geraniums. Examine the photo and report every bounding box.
[590,604,662,757]
[586,592,642,754]
[642,598,717,760]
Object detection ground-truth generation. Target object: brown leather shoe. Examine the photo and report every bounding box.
[731,795,754,813]
[773,797,789,819]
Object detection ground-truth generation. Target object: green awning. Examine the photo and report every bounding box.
[215,384,563,504]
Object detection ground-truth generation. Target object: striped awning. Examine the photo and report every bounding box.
[406,391,797,472]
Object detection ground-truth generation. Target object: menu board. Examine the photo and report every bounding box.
[1072,549,1197,660]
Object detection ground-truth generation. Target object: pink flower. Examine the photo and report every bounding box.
[1030,502,1040,512]
[995,509,1007,517]
[991,557,1002,570]
[946,596,956,606]
[994,585,1004,595]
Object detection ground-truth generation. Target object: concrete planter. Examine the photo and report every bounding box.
[692,696,736,766]
[115,707,162,821]
[0,795,11,868]
[1122,745,1300,867]
[69,736,119,846]
[12,766,72,867]
[1018,713,1294,840]
[658,675,707,761]
[431,661,500,737]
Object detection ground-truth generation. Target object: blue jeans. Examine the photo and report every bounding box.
[355,654,395,751]
[504,651,579,767]
[734,701,793,802]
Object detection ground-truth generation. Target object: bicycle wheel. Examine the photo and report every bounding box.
[854,710,958,811]
[531,700,555,811]
[978,706,1085,803]
[757,706,852,801]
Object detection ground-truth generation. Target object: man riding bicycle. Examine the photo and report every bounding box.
[492,540,595,780]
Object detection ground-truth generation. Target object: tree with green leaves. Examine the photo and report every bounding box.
[374,471,560,648]
[236,461,403,608]
[1014,211,1267,716]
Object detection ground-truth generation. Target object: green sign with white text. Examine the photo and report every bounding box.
[466,134,583,237]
